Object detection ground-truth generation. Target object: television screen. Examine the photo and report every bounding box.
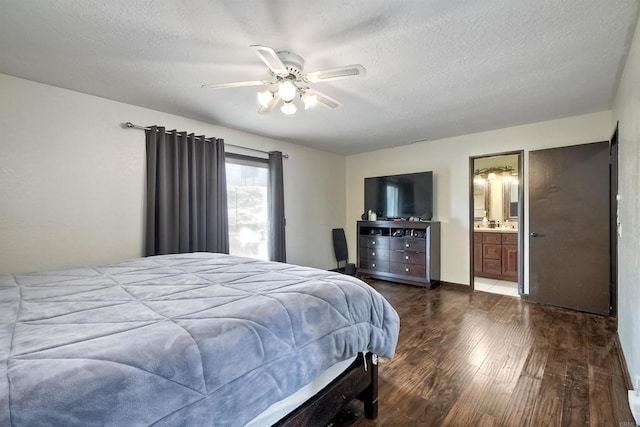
[364,171,433,220]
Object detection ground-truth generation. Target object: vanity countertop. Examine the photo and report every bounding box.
[474,227,518,234]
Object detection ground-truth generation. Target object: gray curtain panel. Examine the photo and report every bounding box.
[145,126,229,256]
[268,151,286,262]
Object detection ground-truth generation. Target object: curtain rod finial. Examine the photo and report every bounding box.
[123,122,134,128]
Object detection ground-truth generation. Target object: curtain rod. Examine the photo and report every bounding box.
[123,122,289,159]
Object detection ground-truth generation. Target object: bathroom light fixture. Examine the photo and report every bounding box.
[474,166,515,181]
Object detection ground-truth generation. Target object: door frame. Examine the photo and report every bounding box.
[469,150,524,294]
[610,122,619,319]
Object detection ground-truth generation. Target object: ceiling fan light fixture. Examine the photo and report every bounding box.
[278,80,297,102]
[203,45,364,114]
[257,90,274,108]
[301,92,317,109]
[280,101,297,115]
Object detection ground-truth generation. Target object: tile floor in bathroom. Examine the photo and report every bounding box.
[474,276,519,296]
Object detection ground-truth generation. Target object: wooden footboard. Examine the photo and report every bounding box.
[274,352,378,426]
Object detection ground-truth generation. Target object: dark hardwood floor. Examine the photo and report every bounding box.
[330,279,635,427]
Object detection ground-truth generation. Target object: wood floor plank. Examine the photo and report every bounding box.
[528,369,566,426]
[589,366,617,427]
[329,280,636,427]
[589,339,626,378]
[561,363,590,426]
[521,345,549,379]
[611,373,636,426]
[498,374,542,426]
[477,338,530,389]
[418,362,479,403]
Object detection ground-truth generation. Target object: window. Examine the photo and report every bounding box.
[226,155,269,260]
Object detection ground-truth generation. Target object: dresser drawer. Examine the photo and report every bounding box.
[359,236,390,249]
[361,248,389,260]
[390,251,426,265]
[483,243,501,260]
[390,262,426,278]
[390,238,426,252]
[502,233,517,245]
[359,259,389,272]
[483,233,501,244]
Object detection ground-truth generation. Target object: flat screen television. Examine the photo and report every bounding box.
[364,171,433,220]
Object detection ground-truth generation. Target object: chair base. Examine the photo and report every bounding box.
[336,263,357,277]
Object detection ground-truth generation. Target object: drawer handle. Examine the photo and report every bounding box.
[405,255,409,260]
[372,241,376,245]
[372,263,376,267]
[405,243,410,248]
[372,252,376,256]
[405,267,410,272]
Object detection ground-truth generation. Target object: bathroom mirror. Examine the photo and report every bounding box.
[473,179,489,219]
[473,154,520,223]
[503,177,519,220]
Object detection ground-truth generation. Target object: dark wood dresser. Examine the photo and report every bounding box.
[357,220,440,288]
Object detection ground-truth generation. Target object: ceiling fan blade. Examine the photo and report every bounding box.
[305,64,366,83]
[305,88,341,109]
[201,80,270,89]
[258,93,281,114]
[250,45,290,77]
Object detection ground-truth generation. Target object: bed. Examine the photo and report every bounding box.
[0,252,399,426]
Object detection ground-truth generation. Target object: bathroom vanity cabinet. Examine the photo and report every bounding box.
[474,230,518,281]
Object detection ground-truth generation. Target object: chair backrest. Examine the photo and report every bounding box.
[332,228,349,263]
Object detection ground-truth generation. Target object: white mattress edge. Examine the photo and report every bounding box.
[245,355,359,427]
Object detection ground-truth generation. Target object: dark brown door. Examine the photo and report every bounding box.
[529,142,610,315]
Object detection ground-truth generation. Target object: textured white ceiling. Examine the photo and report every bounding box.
[0,0,637,154]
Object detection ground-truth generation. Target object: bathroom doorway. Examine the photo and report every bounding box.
[469,151,524,296]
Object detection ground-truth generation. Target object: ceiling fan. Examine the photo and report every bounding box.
[202,45,366,115]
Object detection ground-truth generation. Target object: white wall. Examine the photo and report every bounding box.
[613,12,640,391]
[0,73,346,274]
[346,111,613,287]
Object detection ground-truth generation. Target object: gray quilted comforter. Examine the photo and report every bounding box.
[0,253,399,426]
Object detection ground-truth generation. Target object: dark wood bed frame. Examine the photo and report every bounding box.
[275,352,378,426]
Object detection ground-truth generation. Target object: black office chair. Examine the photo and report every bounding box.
[332,228,357,276]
